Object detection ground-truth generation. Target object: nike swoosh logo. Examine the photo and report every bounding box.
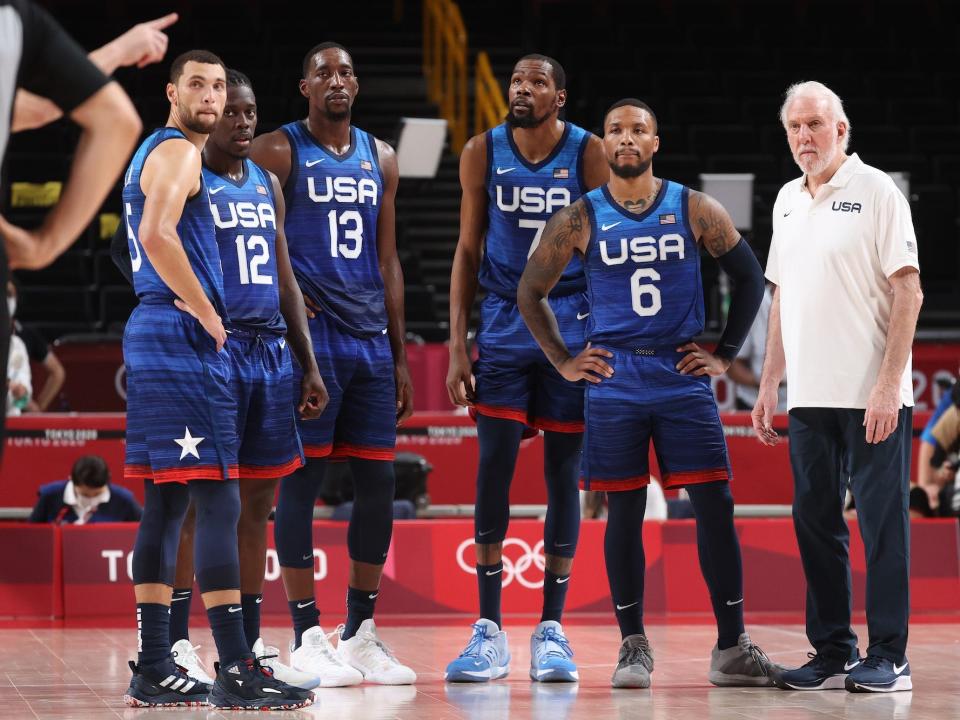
[228,606,242,613]
[783,210,792,217]
[576,312,590,320]
[726,598,744,606]
[209,186,226,195]
[556,577,570,584]
[601,222,621,231]
[302,554,312,561]
[844,660,860,671]
[171,596,190,602]
[262,687,282,694]
[485,569,502,576]
[496,167,516,175]
[368,593,379,600]
[616,601,638,610]
[297,600,315,609]
[893,662,908,675]
[478,528,495,536]
[305,159,324,167]
[256,597,263,604]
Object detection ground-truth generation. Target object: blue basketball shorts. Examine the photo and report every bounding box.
[124,303,238,483]
[580,346,732,492]
[227,329,304,478]
[294,311,397,460]
[473,292,587,433]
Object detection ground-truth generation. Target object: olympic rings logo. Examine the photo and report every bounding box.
[455,537,546,589]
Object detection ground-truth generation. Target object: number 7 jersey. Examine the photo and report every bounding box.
[481,121,591,298]
[280,121,386,338]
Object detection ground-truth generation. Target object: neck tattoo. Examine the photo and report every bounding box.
[621,178,661,214]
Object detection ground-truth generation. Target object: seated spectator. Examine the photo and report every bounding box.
[6,332,31,418]
[7,281,66,411]
[28,455,142,524]
[918,379,960,516]
[728,284,787,411]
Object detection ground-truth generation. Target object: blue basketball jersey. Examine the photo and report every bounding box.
[581,181,703,347]
[121,128,226,316]
[480,122,592,298]
[280,121,386,338]
[204,159,285,334]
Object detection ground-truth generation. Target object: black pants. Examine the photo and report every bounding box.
[788,407,912,663]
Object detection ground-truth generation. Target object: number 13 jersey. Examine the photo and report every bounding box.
[481,121,591,299]
[581,180,704,347]
[280,121,385,338]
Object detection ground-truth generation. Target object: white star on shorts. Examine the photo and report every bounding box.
[174,427,205,460]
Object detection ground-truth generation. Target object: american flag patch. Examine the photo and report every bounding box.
[360,160,373,171]
[906,240,917,254]
[659,213,676,224]
[553,167,569,179]
[256,184,268,195]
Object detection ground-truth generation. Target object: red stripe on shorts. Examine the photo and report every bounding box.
[239,455,304,479]
[580,474,650,492]
[303,443,333,458]
[330,443,396,461]
[473,403,529,425]
[662,468,729,489]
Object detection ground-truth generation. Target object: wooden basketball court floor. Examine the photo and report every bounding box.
[1,620,956,719]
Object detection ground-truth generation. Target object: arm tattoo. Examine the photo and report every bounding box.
[550,203,583,250]
[692,191,739,257]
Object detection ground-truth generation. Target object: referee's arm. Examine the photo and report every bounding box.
[1,0,141,270]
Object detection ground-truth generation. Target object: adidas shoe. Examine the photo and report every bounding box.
[337,619,417,685]
[170,639,214,685]
[775,652,861,691]
[290,625,363,687]
[209,654,313,710]
[708,633,783,687]
[253,637,321,690]
[845,655,912,693]
[123,656,210,707]
[529,621,578,682]
[444,619,511,682]
[611,634,654,688]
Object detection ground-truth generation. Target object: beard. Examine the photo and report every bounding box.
[609,155,652,178]
[794,144,838,176]
[180,103,217,134]
[506,105,549,129]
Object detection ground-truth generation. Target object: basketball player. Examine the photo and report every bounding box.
[161,69,329,691]
[517,98,779,688]
[121,51,309,710]
[250,42,416,685]
[445,54,607,683]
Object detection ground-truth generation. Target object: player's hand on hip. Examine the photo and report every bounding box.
[864,381,900,443]
[395,361,414,425]
[445,346,476,407]
[676,342,730,377]
[557,343,614,384]
[301,292,322,319]
[298,369,328,419]
[111,13,178,69]
[751,387,780,446]
[174,299,227,352]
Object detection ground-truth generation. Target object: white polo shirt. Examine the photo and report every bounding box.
[766,153,919,410]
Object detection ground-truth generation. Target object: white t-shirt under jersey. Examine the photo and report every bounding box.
[766,153,919,410]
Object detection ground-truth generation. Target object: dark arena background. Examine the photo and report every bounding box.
[1,0,958,717]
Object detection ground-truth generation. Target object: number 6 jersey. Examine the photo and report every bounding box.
[204,158,284,334]
[481,121,591,299]
[581,180,704,347]
[280,121,385,338]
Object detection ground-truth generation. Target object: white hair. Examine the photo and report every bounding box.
[780,80,851,152]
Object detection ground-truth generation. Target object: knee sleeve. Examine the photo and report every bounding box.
[275,459,325,568]
[348,459,395,564]
[189,480,241,592]
[474,415,524,544]
[543,430,582,557]
[132,480,190,585]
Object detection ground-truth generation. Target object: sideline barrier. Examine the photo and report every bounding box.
[2,519,957,620]
[0,411,934,508]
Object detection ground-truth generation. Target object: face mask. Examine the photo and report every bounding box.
[7,297,15,318]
